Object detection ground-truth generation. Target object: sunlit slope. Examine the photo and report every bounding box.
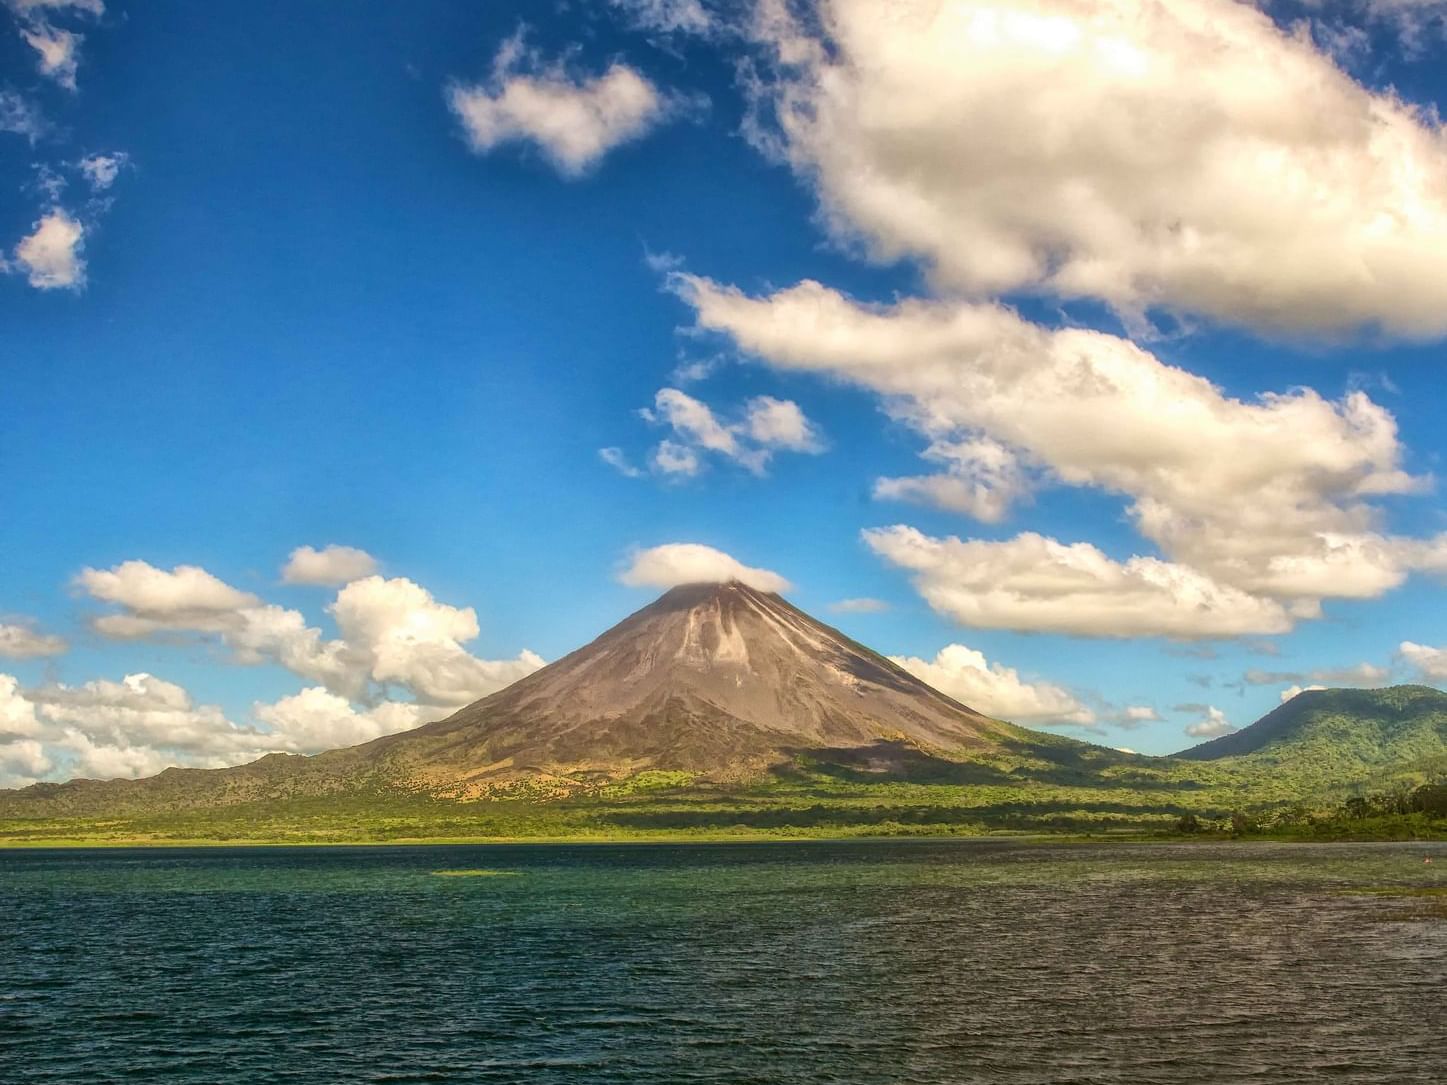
[1175,686,1447,788]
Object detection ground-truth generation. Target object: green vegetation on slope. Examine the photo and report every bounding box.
[2,686,1443,847]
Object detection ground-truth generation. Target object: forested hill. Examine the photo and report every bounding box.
[1176,686,1447,785]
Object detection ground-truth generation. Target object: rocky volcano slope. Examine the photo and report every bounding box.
[360,581,1021,789]
[2,582,1035,812]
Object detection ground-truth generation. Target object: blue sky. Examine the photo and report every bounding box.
[4,0,1447,782]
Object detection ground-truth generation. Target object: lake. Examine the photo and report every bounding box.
[2,840,1443,1083]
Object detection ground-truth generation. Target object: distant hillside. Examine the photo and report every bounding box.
[1176,685,1447,789]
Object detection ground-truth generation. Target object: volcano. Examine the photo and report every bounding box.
[2,582,1032,813]
[357,580,1018,791]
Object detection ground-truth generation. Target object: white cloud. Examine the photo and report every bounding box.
[599,446,644,478]
[864,526,1293,639]
[744,0,1447,337]
[0,738,52,788]
[0,666,445,789]
[1184,706,1236,738]
[77,151,127,191]
[25,672,259,762]
[78,559,260,620]
[252,688,432,755]
[651,439,701,476]
[744,395,823,452]
[672,272,1447,636]
[1280,683,1328,702]
[0,90,46,142]
[7,1,104,91]
[11,208,85,289]
[77,559,545,708]
[611,0,713,34]
[649,387,751,463]
[19,21,80,89]
[1337,1,1447,51]
[1399,640,1447,681]
[619,542,792,593]
[891,642,1096,726]
[281,544,379,586]
[640,387,823,475]
[0,674,42,740]
[1118,705,1161,727]
[828,597,889,614]
[0,621,67,659]
[329,575,545,706]
[1243,662,1389,687]
[448,36,669,177]
[873,437,1028,523]
[7,0,104,14]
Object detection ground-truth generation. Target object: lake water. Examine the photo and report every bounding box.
[1,840,1443,1083]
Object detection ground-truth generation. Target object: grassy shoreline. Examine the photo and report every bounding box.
[3,823,1443,849]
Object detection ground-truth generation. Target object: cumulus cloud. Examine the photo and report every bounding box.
[0,621,67,659]
[281,544,379,586]
[77,559,544,708]
[448,35,671,176]
[744,0,1447,337]
[1399,640,1447,681]
[1280,683,1328,702]
[1183,706,1236,739]
[891,643,1096,727]
[0,673,42,740]
[11,208,85,289]
[744,395,822,452]
[671,272,1447,636]
[78,560,260,626]
[252,688,432,755]
[329,575,545,706]
[828,597,889,614]
[637,387,823,476]
[25,672,259,762]
[0,669,323,788]
[619,543,792,592]
[864,526,1292,639]
[2,550,556,788]
[0,668,444,789]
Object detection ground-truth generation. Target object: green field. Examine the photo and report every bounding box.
[4,751,1442,847]
[4,686,1443,847]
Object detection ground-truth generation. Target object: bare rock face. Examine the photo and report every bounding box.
[363,581,1013,789]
